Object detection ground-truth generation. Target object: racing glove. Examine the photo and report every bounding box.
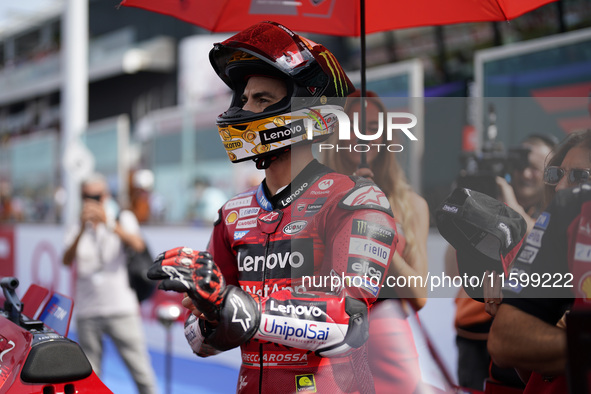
[148,247,227,321]
[149,247,370,356]
[147,247,260,350]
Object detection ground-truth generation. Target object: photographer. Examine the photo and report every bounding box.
[62,173,157,394]
[446,134,555,391]
[488,129,591,393]
[495,135,556,233]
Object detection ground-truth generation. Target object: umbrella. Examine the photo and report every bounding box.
[120,0,557,36]
[120,0,557,165]
[121,0,557,93]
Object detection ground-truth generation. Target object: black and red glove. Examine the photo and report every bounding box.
[148,246,261,351]
[147,247,227,321]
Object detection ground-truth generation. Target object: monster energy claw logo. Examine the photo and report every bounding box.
[352,219,395,245]
[319,51,346,96]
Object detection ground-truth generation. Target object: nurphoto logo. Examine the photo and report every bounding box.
[306,106,418,153]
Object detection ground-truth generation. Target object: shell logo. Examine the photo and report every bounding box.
[225,211,239,225]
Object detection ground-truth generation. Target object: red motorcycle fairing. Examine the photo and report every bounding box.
[0,279,113,393]
[0,319,32,390]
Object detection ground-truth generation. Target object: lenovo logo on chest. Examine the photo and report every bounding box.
[235,239,314,281]
[238,250,305,271]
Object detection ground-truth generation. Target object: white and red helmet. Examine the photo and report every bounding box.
[209,21,354,167]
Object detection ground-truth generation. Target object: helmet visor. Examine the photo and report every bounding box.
[211,22,316,81]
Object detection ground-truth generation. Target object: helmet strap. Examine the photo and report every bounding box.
[254,156,274,170]
[253,147,291,170]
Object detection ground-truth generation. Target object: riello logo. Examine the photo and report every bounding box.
[307,108,418,153]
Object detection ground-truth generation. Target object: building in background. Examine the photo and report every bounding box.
[0,0,589,224]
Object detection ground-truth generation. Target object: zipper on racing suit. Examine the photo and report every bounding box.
[259,231,272,394]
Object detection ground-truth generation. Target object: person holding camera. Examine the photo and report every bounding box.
[63,172,157,394]
[447,134,556,391]
[495,134,557,232]
[486,129,591,393]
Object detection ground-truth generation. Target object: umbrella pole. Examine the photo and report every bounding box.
[359,0,368,168]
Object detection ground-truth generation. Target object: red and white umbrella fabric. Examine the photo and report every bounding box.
[121,0,557,166]
[120,0,557,37]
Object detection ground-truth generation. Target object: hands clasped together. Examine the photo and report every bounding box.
[147,247,227,322]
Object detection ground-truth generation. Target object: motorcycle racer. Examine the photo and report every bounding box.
[148,21,399,393]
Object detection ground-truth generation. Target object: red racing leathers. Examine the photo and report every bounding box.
[200,160,398,393]
[502,183,591,393]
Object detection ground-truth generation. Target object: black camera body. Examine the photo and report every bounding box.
[457,140,530,198]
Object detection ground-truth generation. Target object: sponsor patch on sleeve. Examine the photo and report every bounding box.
[339,185,392,216]
[352,219,395,245]
[347,257,385,283]
[358,277,381,297]
[348,237,390,266]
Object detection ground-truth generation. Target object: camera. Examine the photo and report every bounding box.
[456,104,531,197]
[456,140,530,198]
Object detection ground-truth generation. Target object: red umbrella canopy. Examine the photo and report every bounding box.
[121,0,557,36]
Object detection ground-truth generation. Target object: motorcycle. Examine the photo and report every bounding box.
[0,277,112,393]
